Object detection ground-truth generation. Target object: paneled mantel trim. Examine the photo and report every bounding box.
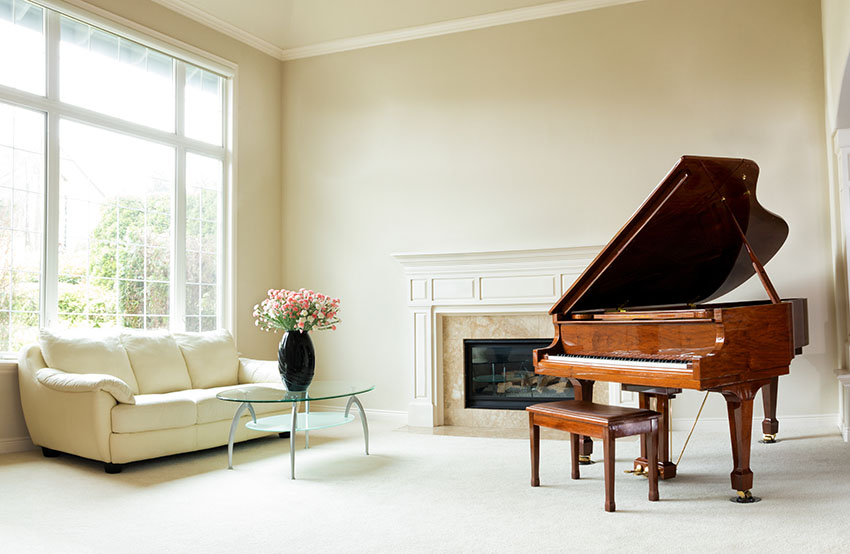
[392,245,601,427]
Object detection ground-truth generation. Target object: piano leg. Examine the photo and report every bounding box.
[760,376,780,443]
[569,378,595,463]
[720,379,771,502]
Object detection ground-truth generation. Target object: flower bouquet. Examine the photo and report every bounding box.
[253,288,341,333]
[253,288,340,391]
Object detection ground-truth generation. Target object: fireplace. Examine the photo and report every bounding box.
[392,245,610,427]
[464,338,574,409]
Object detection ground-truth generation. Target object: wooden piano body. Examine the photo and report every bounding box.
[533,156,809,499]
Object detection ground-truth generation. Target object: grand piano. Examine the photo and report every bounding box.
[533,156,808,502]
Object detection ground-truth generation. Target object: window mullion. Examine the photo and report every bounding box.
[42,10,61,328]
[171,62,187,332]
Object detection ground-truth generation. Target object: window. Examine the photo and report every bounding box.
[0,0,230,354]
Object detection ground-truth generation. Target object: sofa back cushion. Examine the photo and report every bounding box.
[38,329,140,394]
[173,329,239,389]
[121,331,193,394]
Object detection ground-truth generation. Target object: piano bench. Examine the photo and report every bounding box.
[527,400,660,512]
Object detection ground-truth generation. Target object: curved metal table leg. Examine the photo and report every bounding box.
[345,395,369,455]
[290,401,298,479]
[247,403,257,423]
[227,402,250,469]
[305,400,310,449]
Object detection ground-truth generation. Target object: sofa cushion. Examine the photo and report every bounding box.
[121,331,193,394]
[112,390,197,433]
[185,386,287,424]
[39,329,140,395]
[173,330,239,389]
[238,358,280,384]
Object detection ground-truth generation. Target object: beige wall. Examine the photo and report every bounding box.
[281,0,834,421]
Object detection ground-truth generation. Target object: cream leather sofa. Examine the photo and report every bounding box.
[18,329,286,473]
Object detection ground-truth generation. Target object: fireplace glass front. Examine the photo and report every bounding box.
[464,338,574,410]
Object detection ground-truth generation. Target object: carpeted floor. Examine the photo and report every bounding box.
[1,414,848,554]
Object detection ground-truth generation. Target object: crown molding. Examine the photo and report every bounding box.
[392,246,602,276]
[150,0,643,62]
[280,0,642,61]
[150,0,286,60]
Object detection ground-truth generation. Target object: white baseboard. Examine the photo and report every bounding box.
[305,403,408,424]
[671,413,839,434]
[0,436,35,454]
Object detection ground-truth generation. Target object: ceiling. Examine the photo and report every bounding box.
[150,0,640,60]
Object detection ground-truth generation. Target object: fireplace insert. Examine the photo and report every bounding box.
[464,338,574,410]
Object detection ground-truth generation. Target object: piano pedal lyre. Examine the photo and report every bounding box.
[731,490,761,504]
[759,433,777,444]
[578,455,593,465]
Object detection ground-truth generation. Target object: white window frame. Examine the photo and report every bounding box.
[0,0,237,355]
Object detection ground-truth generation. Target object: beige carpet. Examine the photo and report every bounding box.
[1,414,848,554]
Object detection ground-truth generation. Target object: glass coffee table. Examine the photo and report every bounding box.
[216,381,374,479]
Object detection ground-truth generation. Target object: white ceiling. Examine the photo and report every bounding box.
[151,0,640,60]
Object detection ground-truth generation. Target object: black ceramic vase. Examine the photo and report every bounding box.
[277,330,315,391]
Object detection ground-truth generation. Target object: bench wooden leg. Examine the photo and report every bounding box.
[647,419,659,502]
[570,433,580,480]
[569,379,596,461]
[603,429,615,512]
[529,415,540,487]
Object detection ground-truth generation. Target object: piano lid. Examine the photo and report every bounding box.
[551,156,788,315]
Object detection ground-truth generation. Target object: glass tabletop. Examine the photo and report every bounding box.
[216,381,374,403]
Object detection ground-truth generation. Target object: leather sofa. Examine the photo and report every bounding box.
[18,328,286,473]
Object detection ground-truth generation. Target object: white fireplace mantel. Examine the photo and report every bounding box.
[392,245,602,427]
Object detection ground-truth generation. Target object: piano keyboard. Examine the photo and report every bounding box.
[547,354,690,370]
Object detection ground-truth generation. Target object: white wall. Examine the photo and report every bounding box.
[281,0,834,423]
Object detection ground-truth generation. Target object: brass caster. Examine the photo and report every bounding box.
[759,433,777,444]
[625,466,648,476]
[730,489,761,504]
[578,455,593,465]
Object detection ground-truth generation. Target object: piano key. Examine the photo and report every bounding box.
[547,354,690,369]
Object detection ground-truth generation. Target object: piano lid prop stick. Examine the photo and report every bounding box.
[728,214,782,304]
[675,391,709,466]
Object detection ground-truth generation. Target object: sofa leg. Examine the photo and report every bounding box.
[104,463,123,474]
[42,447,60,458]
[278,432,290,438]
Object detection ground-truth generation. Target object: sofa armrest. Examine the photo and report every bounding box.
[18,345,117,463]
[36,368,136,404]
[238,357,280,384]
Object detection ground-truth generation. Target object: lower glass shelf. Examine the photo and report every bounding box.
[245,412,355,433]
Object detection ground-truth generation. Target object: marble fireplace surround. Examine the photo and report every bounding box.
[393,246,623,428]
